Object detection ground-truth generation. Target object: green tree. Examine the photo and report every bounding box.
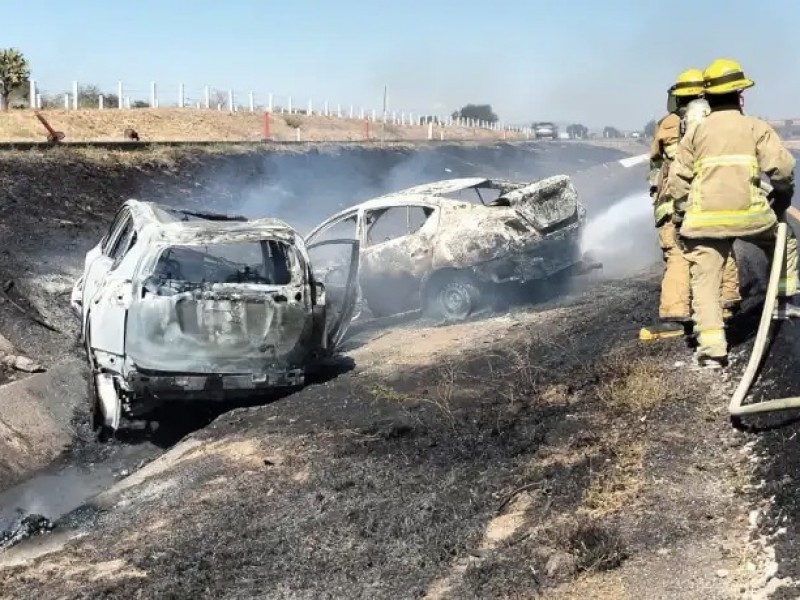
[76,84,120,109]
[566,123,588,139]
[603,126,622,138]
[644,119,657,138]
[0,48,30,110]
[452,103,498,123]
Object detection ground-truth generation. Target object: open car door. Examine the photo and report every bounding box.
[305,239,361,351]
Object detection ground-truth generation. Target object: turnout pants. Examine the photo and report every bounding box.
[658,220,741,320]
[684,224,799,358]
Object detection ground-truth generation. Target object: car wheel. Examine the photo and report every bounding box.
[428,272,482,322]
[84,321,114,443]
[88,371,114,443]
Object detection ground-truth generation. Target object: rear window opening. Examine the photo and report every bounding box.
[151,240,295,289]
[439,183,526,206]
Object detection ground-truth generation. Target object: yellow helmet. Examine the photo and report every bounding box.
[703,59,754,94]
[670,68,704,97]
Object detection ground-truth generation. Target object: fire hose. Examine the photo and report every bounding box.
[728,203,800,429]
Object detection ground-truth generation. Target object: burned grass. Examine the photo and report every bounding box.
[0,275,739,599]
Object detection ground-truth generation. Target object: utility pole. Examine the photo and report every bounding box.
[381,85,387,145]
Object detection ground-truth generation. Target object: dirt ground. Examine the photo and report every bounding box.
[0,109,528,143]
[0,271,773,599]
[0,142,798,598]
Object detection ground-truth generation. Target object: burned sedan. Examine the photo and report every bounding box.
[305,175,598,321]
[71,200,359,434]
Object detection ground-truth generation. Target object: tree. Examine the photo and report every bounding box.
[0,48,30,110]
[76,84,120,109]
[452,103,498,124]
[566,123,588,139]
[603,126,622,138]
[644,119,657,139]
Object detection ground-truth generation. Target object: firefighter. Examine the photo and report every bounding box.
[647,69,740,336]
[665,58,800,369]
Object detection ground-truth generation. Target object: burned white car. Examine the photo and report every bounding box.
[71,200,358,434]
[305,175,597,321]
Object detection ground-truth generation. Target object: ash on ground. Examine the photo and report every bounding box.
[0,514,54,551]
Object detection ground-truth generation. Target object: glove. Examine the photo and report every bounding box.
[768,180,794,215]
[649,185,658,198]
[671,210,684,227]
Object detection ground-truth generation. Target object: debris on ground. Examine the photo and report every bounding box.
[0,514,54,551]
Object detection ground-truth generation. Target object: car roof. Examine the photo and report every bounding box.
[124,199,298,240]
[307,177,536,238]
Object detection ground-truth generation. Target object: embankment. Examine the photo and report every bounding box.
[0,139,641,492]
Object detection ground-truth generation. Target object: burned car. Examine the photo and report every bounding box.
[71,200,358,434]
[305,175,597,321]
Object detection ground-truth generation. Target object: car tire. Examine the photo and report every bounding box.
[427,272,482,322]
[84,321,114,443]
[88,371,114,443]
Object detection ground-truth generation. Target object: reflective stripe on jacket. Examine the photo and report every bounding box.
[649,112,680,225]
[665,108,795,238]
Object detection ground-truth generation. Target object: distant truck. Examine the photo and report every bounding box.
[532,122,558,140]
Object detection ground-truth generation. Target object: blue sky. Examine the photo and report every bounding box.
[4,0,800,130]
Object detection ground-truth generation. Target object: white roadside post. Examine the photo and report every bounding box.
[29,80,36,109]
[288,96,293,114]
[150,82,157,108]
[308,98,313,115]
[204,86,210,109]
[72,81,79,109]
[324,100,329,116]
[268,93,273,112]
[228,89,234,112]
[36,94,41,109]
[64,94,70,109]
[337,103,342,118]
[427,122,433,140]
[349,105,354,119]
[118,82,124,109]
[125,96,131,109]
[249,91,255,112]
[99,95,104,110]
[179,83,185,108]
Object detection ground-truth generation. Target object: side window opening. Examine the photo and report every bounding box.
[111,230,137,270]
[108,218,134,265]
[366,206,434,246]
[101,209,130,254]
[314,214,358,243]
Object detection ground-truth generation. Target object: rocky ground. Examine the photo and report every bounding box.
[0,141,798,599]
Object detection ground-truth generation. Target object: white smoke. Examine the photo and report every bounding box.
[581,191,660,278]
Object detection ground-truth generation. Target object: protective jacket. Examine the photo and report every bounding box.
[648,112,680,225]
[665,108,795,238]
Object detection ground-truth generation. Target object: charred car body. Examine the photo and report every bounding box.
[306,175,597,321]
[71,200,358,433]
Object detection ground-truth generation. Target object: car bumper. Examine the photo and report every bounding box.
[126,368,305,401]
[473,233,594,284]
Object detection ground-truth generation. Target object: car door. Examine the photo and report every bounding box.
[84,211,137,355]
[305,239,360,350]
[358,204,438,316]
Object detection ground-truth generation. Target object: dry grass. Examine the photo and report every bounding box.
[595,354,668,414]
[0,108,525,143]
[581,438,646,517]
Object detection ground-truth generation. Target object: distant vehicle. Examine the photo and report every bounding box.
[72,200,358,435]
[532,122,559,140]
[306,176,600,322]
